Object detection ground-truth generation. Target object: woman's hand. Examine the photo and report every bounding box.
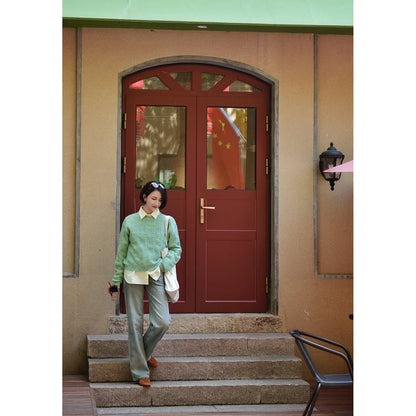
[108,283,120,300]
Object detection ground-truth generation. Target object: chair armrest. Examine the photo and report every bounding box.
[293,330,353,366]
[290,329,353,377]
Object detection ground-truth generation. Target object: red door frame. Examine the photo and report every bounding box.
[121,64,270,313]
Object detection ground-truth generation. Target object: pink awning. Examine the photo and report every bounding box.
[323,160,353,173]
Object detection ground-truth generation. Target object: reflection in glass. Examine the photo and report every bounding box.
[135,106,186,189]
[169,72,192,90]
[225,80,261,92]
[129,76,169,90]
[207,107,256,190]
[201,73,224,91]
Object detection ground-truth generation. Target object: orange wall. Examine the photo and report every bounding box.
[63,28,77,274]
[317,35,353,274]
[278,34,353,377]
[62,28,353,378]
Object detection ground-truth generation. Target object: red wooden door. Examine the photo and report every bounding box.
[196,95,269,312]
[122,64,270,313]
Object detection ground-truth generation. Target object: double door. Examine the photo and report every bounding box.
[122,64,270,313]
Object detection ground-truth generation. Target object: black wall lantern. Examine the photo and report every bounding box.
[319,142,345,191]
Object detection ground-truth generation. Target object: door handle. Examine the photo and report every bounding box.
[200,198,215,224]
[200,198,216,210]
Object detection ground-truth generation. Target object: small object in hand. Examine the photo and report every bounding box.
[108,282,118,295]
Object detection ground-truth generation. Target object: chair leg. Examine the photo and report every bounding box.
[303,382,322,416]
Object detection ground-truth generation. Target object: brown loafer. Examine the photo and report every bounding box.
[138,377,151,387]
[147,356,159,368]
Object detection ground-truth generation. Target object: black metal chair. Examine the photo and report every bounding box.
[290,329,353,416]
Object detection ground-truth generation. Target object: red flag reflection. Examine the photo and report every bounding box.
[207,107,244,190]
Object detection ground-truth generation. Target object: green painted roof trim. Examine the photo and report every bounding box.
[63,0,353,35]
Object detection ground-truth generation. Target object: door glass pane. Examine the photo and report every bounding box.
[206,107,256,190]
[135,106,186,189]
[201,73,224,91]
[129,76,169,90]
[169,72,192,90]
[225,80,262,92]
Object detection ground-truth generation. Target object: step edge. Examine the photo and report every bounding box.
[90,378,310,388]
[89,332,292,340]
[96,403,307,414]
[88,355,302,362]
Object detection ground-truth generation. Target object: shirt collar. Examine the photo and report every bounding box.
[139,206,160,219]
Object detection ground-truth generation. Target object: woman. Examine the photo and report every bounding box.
[108,181,182,387]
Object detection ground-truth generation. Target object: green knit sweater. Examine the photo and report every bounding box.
[112,211,182,286]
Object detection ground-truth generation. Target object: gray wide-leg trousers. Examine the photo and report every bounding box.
[123,276,171,380]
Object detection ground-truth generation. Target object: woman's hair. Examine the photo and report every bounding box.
[140,181,168,210]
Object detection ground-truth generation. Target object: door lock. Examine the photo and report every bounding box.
[200,198,215,224]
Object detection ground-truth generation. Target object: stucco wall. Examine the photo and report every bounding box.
[278,34,353,377]
[62,27,353,377]
[317,35,353,274]
[63,28,77,274]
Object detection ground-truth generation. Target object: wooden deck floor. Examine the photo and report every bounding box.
[63,374,353,416]
[63,374,98,416]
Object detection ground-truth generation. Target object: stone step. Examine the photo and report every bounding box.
[108,313,283,334]
[90,379,310,407]
[89,355,303,382]
[88,333,295,359]
[96,403,308,415]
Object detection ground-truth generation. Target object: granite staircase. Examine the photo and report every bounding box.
[88,314,309,411]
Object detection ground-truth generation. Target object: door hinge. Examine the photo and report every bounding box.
[123,112,127,130]
[266,276,269,294]
[265,115,270,132]
[265,158,270,175]
[122,156,127,174]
